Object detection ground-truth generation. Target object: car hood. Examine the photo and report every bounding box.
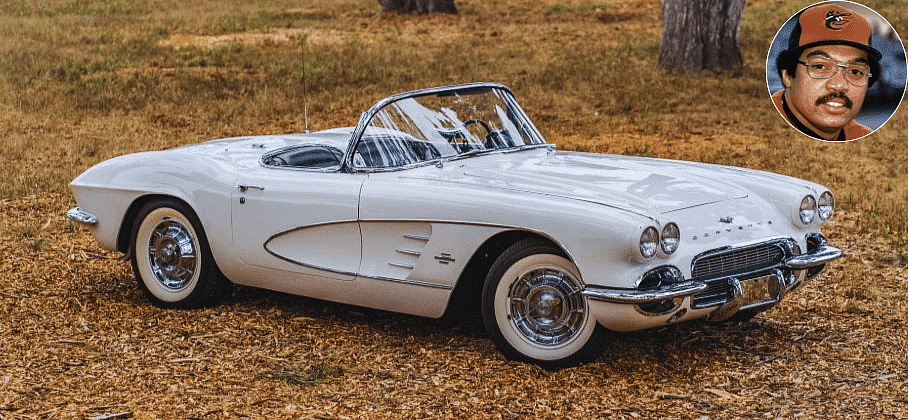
[418,150,756,216]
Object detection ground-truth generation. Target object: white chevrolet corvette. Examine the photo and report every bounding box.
[68,83,842,368]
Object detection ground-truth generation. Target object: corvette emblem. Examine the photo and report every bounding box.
[719,216,734,224]
[434,253,456,265]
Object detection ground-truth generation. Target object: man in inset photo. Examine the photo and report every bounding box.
[768,2,906,142]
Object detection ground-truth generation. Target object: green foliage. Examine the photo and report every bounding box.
[544,3,572,17]
[875,251,908,268]
[9,226,51,253]
[214,10,278,34]
[543,2,611,17]
[1,0,140,17]
[623,144,654,157]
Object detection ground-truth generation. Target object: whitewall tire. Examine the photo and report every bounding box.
[131,199,227,309]
[482,238,607,369]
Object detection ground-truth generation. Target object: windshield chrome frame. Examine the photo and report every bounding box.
[340,82,547,173]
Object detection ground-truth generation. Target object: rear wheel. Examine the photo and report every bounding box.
[481,239,607,369]
[130,199,227,309]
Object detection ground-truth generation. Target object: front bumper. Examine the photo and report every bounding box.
[582,239,843,326]
[583,280,707,304]
[66,207,99,225]
[783,244,843,269]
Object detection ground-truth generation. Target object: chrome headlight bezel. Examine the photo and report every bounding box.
[660,222,680,254]
[799,195,817,225]
[639,226,659,258]
[817,191,834,221]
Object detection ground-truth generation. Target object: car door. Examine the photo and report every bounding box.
[231,166,366,281]
[357,168,505,290]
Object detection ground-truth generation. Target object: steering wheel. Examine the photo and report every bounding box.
[463,119,492,137]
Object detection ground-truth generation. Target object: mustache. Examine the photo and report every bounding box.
[816,92,853,109]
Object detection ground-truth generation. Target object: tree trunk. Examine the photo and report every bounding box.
[659,0,745,73]
[378,0,457,14]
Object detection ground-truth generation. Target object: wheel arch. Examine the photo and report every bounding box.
[441,229,571,320]
[116,194,198,258]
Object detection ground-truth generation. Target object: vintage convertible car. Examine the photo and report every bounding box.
[68,83,842,368]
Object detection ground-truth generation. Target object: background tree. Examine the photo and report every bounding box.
[659,0,745,73]
[378,0,457,14]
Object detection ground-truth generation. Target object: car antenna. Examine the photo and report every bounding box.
[301,34,310,134]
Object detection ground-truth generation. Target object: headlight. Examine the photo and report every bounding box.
[639,226,659,258]
[660,223,680,254]
[818,191,834,221]
[799,195,817,225]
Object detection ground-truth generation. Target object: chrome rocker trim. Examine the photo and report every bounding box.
[67,207,99,225]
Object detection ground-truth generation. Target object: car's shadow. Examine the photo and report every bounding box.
[214,283,809,370]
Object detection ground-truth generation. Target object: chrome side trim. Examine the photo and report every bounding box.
[388,262,414,269]
[259,218,562,291]
[67,207,98,225]
[259,249,449,290]
[262,219,361,277]
[362,275,453,290]
[784,245,843,269]
[263,251,358,278]
[582,281,708,304]
[395,248,422,256]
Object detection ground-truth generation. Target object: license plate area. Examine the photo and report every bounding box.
[740,271,782,309]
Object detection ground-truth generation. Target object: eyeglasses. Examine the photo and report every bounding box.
[797,56,872,87]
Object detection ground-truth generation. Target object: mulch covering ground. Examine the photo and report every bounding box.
[2,192,906,419]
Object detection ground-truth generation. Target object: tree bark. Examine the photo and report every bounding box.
[659,0,745,73]
[378,0,457,14]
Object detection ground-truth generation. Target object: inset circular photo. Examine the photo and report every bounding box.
[766,1,907,142]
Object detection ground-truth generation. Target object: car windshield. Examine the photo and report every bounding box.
[351,86,546,169]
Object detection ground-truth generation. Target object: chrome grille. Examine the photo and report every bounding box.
[692,243,786,280]
[691,241,788,308]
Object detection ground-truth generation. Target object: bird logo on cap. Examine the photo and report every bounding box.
[825,10,852,30]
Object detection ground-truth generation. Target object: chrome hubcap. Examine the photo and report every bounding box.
[508,268,585,346]
[147,218,197,291]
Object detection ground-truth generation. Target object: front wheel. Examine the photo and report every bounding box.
[482,239,607,369]
[130,199,227,309]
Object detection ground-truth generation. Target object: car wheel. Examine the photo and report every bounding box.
[131,199,227,309]
[482,238,607,369]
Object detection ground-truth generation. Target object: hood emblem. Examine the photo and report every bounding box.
[719,216,734,224]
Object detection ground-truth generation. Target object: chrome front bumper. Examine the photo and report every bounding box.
[582,243,843,306]
[66,207,98,225]
[583,280,707,304]
[783,245,843,269]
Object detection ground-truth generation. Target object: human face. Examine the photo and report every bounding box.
[781,45,869,140]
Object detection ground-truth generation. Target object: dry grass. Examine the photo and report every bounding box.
[2,0,908,418]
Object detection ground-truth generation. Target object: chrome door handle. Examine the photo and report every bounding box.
[237,185,265,193]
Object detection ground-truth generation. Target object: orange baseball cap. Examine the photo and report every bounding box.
[787,3,881,61]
